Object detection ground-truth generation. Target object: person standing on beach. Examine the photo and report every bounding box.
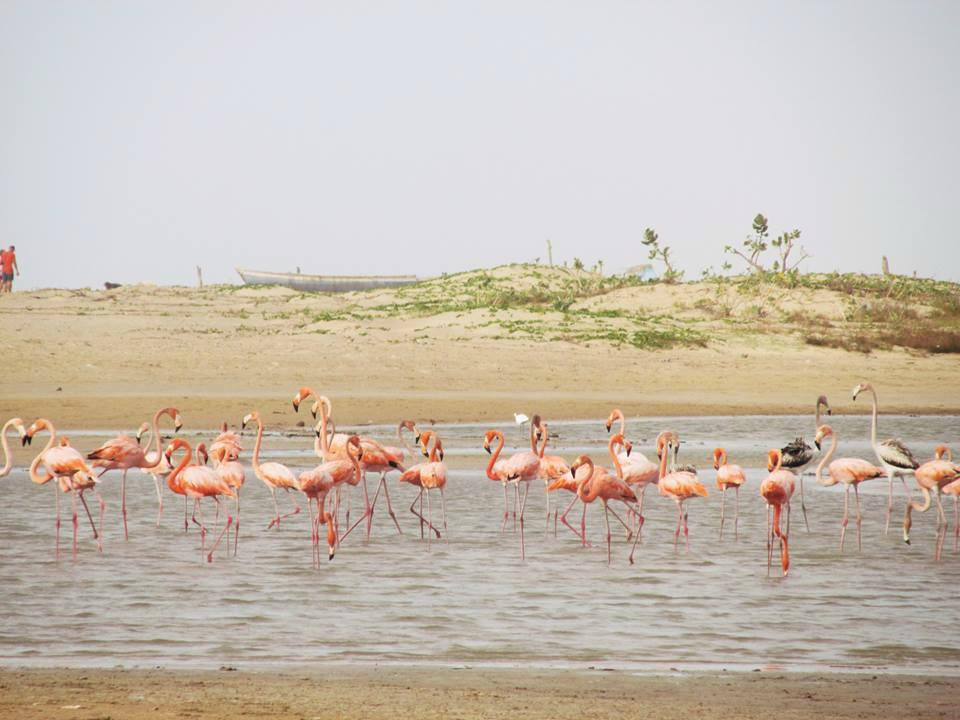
[1,245,19,293]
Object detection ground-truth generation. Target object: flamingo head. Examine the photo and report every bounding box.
[345,434,363,462]
[8,418,26,442]
[196,443,208,465]
[482,429,501,453]
[767,449,783,472]
[22,419,49,446]
[712,447,726,470]
[434,438,445,462]
[851,382,872,401]
[604,408,623,433]
[418,431,434,457]
[655,430,677,460]
[241,411,259,430]
[934,445,951,461]
[610,432,630,456]
[814,424,833,450]
[292,386,313,412]
[817,394,832,416]
[135,421,150,445]
[164,437,190,463]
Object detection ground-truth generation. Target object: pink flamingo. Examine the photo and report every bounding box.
[761,449,795,577]
[483,428,539,560]
[209,422,242,464]
[301,390,406,537]
[299,434,365,548]
[936,446,960,553]
[135,422,177,527]
[197,442,245,556]
[713,447,746,540]
[398,431,448,548]
[852,382,919,534]
[23,418,101,558]
[813,424,885,552]
[0,417,27,477]
[397,430,444,539]
[164,438,235,562]
[903,448,960,561]
[532,419,571,533]
[569,443,638,565]
[242,411,301,529]
[86,406,182,539]
[647,432,708,555]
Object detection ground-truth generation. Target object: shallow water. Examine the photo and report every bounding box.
[1,414,959,673]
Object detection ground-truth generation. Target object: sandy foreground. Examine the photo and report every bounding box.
[1,273,958,429]
[0,666,955,720]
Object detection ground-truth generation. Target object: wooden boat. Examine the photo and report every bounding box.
[235,268,419,293]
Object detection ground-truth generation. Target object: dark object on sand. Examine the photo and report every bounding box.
[104,282,122,290]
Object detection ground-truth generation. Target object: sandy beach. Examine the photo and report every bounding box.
[1,267,958,429]
[1,666,956,720]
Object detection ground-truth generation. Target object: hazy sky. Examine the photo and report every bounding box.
[2,1,958,288]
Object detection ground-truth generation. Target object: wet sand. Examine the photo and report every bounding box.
[0,666,955,720]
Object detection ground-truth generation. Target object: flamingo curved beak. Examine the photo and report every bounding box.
[484,445,491,454]
[815,440,821,451]
[293,400,299,412]
[605,423,612,433]
[22,434,31,447]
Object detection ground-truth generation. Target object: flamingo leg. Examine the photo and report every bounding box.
[365,474,380,540]
[603,502,612,565]
[682,508,690,551]
[233,491,241,557]
[378,473,403,535]
[719,486,726,540]
[426,488,433,550]
[935,489,947,563]
[78,492,98,543]
[884,474,894,535]
[799,474,809,533]
[500,482,509,533]
[673,502,682,551]
[408,490,442,537]
[207,502,233,563]
[517,482,530,561]
[153,475,164,527]
[267,487,280,529]
[71,490,79,560]
[580,503,587,548]
[418,491,424,538]
[766,504,772,577]
[840,485,849,552]
[513,483,518,531]
[196,498,206,561]
[628,506,642,565]
[853,484,863,552]
[606,504,633,541]
[54,483,61,559]
[557,494,584,541]
[120,468,129,541]
[734,486,740,540]
[440,486,448,536]
[544,481,551,535]
[954,496,959,553]
[183,494,189,532]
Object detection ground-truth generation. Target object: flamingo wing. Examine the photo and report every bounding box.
[878,439,919,470]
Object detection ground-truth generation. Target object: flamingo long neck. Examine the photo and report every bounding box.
[608,436,624,479]
[816,432,837,484]
[167,445,192,494]
[616,410,626,437]
[537,431,546,458]
[815,399,824,428]
[429,437,442,463]
[349,443,362,484]
[577,459,599,502]
[251,418,264,473]
[771,452,783,472]
[0,420,15,476]
[150,407,164,467]
[485,433,504,480]
[29,421,57,485]
[529,421,539,453]
[398,422,415,454]
[318,397,333,458]
[659,440,669,481]
[867,386,879,449]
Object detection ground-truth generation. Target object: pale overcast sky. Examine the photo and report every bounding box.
[1,1,958,288]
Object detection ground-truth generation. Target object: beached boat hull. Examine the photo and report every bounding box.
[236,268,418,293]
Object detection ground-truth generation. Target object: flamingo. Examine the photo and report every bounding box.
[298,390,405,537]
[197,442,245,556]
[164,438,235,563]
[903,449,960,561]
[209,422,242,464]
[0,417,27,477]
[23,418,100,558]
[761,449,795,577]
[650,432,708,555]
[713,447,746,540]
[86,406,182,539]
[569,441,638,565]
[531,419,571,533]
[852,382,920,535]
[242,411,301,529]
[813,424,885,552]
[136,423,176,527]
[778,394,831,532]
[397,431,448,548]
[554,434,636,555]
[482,428,539,560]
[299,434,366,550]
[936,446,960,553]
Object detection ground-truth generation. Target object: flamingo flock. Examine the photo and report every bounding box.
[2,381,958,576]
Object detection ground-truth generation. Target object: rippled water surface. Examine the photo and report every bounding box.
[2,415,959,673]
